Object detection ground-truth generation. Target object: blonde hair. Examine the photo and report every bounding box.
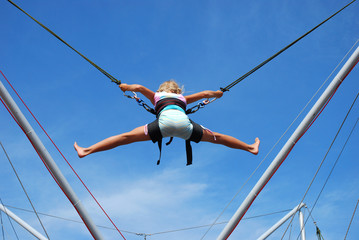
[157,79,183,94]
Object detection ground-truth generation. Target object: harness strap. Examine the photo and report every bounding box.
[147,119,163,164]
[155,98,186,117]
[147,97,204,165]
[147,118,203,166]
[185,140,193,166]
[185,119,204,166]
[166,137,174,146]
[156,139,162,165]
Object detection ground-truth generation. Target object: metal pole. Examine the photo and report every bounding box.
[0,204,48,240]
[298,209,306,240]
[0,80,104,240]
[257,203,306,240]
[217,45,359,240]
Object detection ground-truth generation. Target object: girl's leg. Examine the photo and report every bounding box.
[74,126,150,158]
[201,129,260,155]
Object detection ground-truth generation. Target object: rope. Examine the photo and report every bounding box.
[280,91,359,240]
[146,209,292,237]
[0,71,126,240]
[199,39,359,240]
[316,226,325,240]
[6,0,121,85]
[186,0,358,114]
[0,95,88,239]
[0,198,19,240]
[227,39,358,239]
[3,205,140,236]
[344,199,359,240]
[0,211,4,240]
[288,222,293,240]
[302,207,325,240]
[0,141,51,239]
[3,204,291,238]
[299,117,359,240]
[220,0,357,92]
[8,0,356,115]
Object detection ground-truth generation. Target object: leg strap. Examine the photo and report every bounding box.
[185,119,204,166]
[147,118,203,166]
[147,119,163,165]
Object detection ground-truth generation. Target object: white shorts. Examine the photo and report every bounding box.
[157,109,193,140]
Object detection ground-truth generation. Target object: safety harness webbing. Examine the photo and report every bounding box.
[148,98,203,165]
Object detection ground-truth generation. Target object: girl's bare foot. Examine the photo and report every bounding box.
[74,142,88,158]
[249,138,260,155]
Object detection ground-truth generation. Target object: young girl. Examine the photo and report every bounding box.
[74,80,260,162]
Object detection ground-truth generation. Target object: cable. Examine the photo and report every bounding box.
[303,207,325,240]
[0,76,126,239]
[0,70,127,239]
[7,0,357,114]
[288,222,293,240]
[0,198,19,240]
[220,0,357,92]
[3,206,140,236]
[6,0,121,85]
[0,211,4,240]
[3,205,290,237]
[299,117,359,240]
[0,141,51,239]
[200,39,359,240]
[344,199,359,240]
[0,214,15,240]
[147,209,292,237]
[280,91,359,239]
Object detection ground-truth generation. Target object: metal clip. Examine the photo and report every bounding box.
[123,91,138,99]
[203,97,217,105]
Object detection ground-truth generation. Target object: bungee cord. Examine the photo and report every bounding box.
[182,0,358,114]
[6,0,121,86]
[219,0,357,92]
[6,0,357,114]
[4,0,359,239]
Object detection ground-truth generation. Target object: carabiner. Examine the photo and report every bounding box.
[203,97,217,105]
[123,91,138,99]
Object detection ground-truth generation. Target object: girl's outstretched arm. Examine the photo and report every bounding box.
[119,84,155,105]
[185,90,223,104]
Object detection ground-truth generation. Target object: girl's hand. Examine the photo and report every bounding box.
[119,83,130,92]
[214,90,223,99]
[119,83,155,105]
[120,83,141,92]
[204,90,223,104]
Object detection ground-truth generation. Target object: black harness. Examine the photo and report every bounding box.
[147,98,203,166]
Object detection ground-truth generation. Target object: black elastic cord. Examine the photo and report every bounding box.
[221,0,357,92]
[7,0,121,85]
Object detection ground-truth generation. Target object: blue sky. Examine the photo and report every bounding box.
[0,0,358,239]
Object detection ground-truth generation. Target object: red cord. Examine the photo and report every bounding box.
[224,60,359,239]
[0,70,126,240]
